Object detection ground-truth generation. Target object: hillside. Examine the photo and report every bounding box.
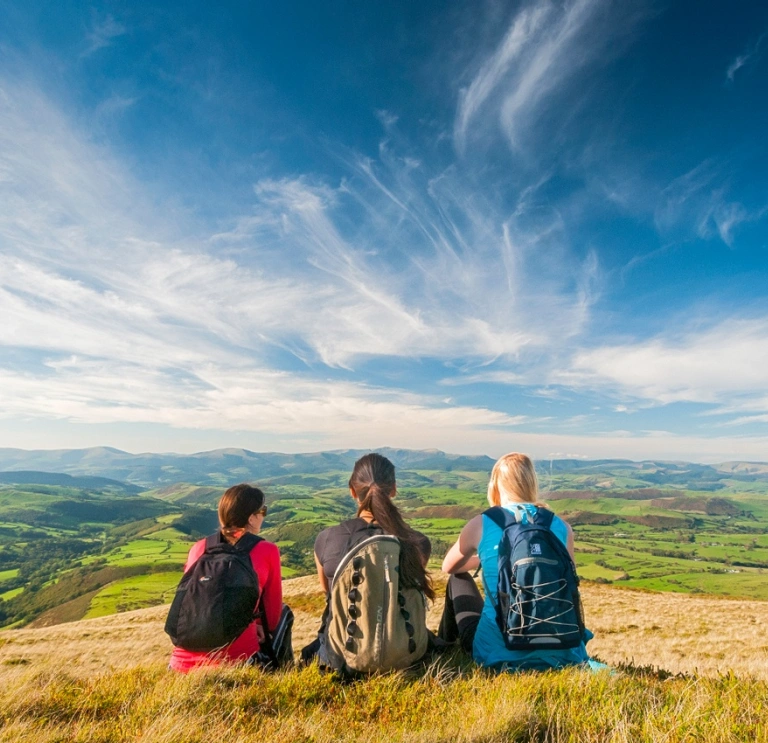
[4,459,768,630]
[1,579,767,742]
[0,447,497,487]
[3,446,768,489]
[1,578,766,680]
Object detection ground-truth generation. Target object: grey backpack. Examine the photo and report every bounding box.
[320,534,429,673]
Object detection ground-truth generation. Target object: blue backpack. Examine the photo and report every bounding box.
[485,506,585,650]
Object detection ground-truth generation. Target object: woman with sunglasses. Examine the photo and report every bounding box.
[303,452,435,666]
[169,483,286,672]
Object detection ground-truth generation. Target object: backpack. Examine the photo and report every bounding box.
[320,532,429,674]
[485,506,586,650]
[165,532,262,652]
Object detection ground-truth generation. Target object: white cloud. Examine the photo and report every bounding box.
[454,0,648,152]
[653,160,768,248]
[454,2,552,153]
[4,357,768,461]
[0,358,526,443]
[439,370,525,386]
[726,33,766,82]
[81,14,127,58]
[0,77,600,449]
[722,414,768,427]
[562,319,768,406]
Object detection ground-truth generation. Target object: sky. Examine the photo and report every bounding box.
[1,0,767,462]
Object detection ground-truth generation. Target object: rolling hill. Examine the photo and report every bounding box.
[3,446,768,489]
[2,450,768,632]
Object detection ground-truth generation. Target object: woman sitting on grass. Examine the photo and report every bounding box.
[168,483,290,673]
[439,452,602,672]
[303,452,436,671]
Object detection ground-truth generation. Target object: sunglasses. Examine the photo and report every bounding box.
[255,505,268,517]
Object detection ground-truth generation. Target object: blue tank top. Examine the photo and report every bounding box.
[472,503,592,670]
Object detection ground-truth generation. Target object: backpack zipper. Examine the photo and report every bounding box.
[513,557,559,567]
[379,556,390,665]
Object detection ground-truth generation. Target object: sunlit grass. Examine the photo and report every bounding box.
[1,660,766,743]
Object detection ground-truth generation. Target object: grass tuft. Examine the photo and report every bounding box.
[1,661,767,742]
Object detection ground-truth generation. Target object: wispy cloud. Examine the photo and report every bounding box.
[726,32,766,82]
[454,2,552,153]
[455,0,648,153]
[439,371,525,386]
[0,358,525,441]
[0,77,597,447]
[654,160,754,247]
[81,14,127,58]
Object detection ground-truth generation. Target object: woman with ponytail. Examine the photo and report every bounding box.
[302,452,435,667]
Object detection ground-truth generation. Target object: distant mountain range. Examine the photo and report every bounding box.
[0,446,766,489]
[0,447,497,487]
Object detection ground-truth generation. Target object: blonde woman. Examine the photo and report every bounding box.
[439,453,598,671]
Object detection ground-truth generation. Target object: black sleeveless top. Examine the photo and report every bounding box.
[314,517,431,584]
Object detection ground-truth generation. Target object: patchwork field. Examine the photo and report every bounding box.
[2,455,768,630]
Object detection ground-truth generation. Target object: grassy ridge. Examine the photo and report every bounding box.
[1,662,766,742]
[2,577,768,741]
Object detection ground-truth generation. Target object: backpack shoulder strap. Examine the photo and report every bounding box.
[342,518,382,554]
[483,506,516,530]
[234,532,263,554]
[204,531,223,552]
[533,507,555,529]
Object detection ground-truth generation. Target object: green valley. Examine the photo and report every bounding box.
[1,449,768,628]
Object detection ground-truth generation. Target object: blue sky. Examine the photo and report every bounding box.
[1,0,767,461]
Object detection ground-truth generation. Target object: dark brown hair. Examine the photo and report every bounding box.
[218,483,265,538]
[350,453,435,600]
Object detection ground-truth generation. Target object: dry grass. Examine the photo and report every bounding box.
[1,577,768,742]
[2,578,768,681]
[0,659,766,743]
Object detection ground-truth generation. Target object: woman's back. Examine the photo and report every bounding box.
[169,535,282,673]
[472,503,590,670]
[306,452,435,672]
[315,516,431,585]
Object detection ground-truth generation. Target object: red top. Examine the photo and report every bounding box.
[169,535,283,673]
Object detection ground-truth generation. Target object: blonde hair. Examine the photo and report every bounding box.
[487,453,546,507]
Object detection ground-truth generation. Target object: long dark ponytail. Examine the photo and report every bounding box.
[349,453,435,600]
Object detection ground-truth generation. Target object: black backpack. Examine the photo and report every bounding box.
[486,506,586,650]
[165,532,262,652]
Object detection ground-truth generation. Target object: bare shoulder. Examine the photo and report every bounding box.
[459,513,484,545]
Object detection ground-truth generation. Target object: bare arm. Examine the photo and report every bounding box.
[442,515,483,574]
[314,550,329,593]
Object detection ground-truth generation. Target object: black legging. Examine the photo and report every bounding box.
[437,572,484,654]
